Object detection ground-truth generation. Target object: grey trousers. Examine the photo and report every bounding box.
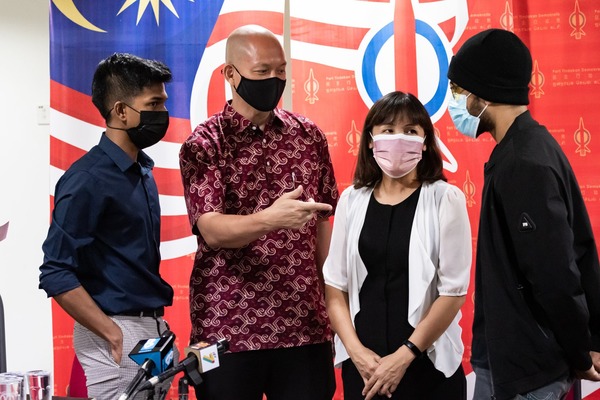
[472,366,573,400]
[73,315,179,400]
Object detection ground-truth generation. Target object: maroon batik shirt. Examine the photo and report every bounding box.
[179,102,339,352]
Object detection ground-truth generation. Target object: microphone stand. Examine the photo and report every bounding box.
[178,376,189,400]
[118,359,155,400]
[145,387,155,400]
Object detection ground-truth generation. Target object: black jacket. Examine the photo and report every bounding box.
[471,111,600,399]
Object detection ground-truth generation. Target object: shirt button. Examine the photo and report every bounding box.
[252,125,257,130]
[262,139,266,144]
[266,161,270,166]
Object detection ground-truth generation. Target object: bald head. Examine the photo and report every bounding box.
[225,25,284,65]
[223,25,287,115]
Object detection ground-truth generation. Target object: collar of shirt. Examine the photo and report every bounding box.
[98,133,155,174]
[221,101,286,136]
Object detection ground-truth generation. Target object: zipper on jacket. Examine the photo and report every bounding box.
[484,320,497,399]
[488,356,497,400]
[516,283,549,339]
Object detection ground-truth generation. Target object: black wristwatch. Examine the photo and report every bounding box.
[403,339,422,358]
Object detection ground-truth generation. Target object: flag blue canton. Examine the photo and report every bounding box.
[50,0,224,119]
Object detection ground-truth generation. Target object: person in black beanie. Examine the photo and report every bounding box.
[447,28,600,399]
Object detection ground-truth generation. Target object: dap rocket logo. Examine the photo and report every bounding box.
[574,117,591,157]
[190,0,471,172]
[355,0,469,123]
[570,0,586,40]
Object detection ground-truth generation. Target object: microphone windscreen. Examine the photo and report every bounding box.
[184,341,222,373]
[129,333,176,375]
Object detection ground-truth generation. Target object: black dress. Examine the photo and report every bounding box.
[341,188,465,400]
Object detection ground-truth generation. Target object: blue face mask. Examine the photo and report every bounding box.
[448,93,488,139]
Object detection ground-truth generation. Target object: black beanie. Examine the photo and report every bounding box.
[447,29,532,105]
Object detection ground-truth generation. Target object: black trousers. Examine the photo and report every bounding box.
[341,355,466,400]
[195,342,336,400]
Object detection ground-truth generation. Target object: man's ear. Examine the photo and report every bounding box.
[112,101,123,116]
[474,95,491,108]
[113,101,128,123]
[222,64,235,83]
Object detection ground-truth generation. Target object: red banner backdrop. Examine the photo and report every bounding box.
[49,0,600,398]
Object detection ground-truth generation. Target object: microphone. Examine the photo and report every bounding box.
[129,330,176,376]
[137,338,229,392]
[180,338,229,387]
[118,330,176,400]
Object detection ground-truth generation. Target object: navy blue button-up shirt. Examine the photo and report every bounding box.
[39,134,173,314]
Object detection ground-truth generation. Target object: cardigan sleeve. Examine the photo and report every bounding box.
[436,185,472,296]
[323,187,351,292]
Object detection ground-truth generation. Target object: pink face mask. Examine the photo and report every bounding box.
[371,133,424,178]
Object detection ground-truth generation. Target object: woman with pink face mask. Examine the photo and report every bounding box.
[323,91,472,400]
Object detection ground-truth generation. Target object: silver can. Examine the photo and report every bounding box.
[25,371,52,400]
[0,375,22,400]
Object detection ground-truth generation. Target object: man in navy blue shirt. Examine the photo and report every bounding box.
[39,53,176,400]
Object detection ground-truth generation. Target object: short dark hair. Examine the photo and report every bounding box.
[91,53,172,120]
[353,91,446,189]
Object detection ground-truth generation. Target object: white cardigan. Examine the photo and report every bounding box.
[323,180,472,377]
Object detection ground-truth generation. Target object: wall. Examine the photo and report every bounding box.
[0,0,53,372]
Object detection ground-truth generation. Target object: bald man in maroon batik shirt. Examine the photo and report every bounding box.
[179,25,339,400]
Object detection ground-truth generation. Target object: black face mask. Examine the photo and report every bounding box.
[232,66,286,112]
[127,109,169,149]
[107,104,169,149]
